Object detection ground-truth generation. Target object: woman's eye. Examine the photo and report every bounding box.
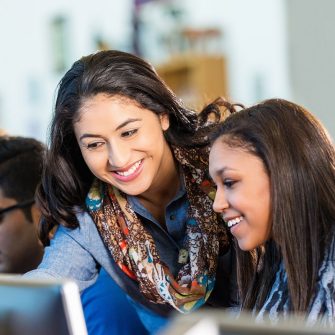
[86,142,104,150]
[223,179,236,188]
[121,129,138,138]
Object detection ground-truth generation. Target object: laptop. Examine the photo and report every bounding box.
[0,274,88,335]
[160,309,334,335]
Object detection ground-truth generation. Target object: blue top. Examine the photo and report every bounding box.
[81,267,148,335]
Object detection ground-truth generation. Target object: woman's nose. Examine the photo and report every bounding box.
[107,142,130,169]
[212,187,229,213]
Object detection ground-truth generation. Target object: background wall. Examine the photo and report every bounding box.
[286,0,335,136]
[0,0,132,140]
[0,0,334,141]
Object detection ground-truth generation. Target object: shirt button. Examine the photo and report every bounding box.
[169,214,175,220]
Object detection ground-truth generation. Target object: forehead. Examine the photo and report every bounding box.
[75,93,156,129]
[81,93,133,107]
[79,94,144,116]
[209,140,263,176]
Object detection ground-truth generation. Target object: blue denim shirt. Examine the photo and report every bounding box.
[127,182,188,277]
[25,181,192,308]
[25,182,235,332]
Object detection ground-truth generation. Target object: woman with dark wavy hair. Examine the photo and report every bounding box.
[209,98,335,325]
[26,50,234,333]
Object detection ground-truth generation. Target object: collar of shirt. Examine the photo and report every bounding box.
[127,173,188,275]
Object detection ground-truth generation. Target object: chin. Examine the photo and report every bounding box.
[237,240,257,251]
[120,189,142,196]
[118,184,148,197]
[119,179,152,195]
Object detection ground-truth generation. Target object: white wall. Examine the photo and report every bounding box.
[286,0,335,139]
[0,0,132,142]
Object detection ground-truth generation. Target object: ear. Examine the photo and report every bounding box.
[30,204,44,246]
[159,113,170,131]
[30,204,41,229]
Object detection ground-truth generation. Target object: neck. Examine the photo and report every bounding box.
[138,146,180,210]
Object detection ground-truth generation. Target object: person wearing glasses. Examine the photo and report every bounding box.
[0,136,44,274]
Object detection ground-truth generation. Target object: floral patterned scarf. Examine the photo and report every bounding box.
[86,145,229,313]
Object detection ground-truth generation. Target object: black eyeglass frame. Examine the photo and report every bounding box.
[0,199,35,217]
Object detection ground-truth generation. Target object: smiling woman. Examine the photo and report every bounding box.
[25,50,235,333]
[209,143,271,251]
[209,98,335,326]
[74,94,172,199]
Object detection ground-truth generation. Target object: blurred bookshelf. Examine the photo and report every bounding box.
[157,54,228,110]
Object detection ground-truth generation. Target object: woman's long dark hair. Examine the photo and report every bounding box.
[38,50,224,245]
[210,98,335,313]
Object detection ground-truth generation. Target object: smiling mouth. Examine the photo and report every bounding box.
[112,159,143,181]
[115,160,142,177]
[226,216,244,228]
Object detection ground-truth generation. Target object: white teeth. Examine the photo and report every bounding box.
[226,216,244,228]
[116,160,141,176]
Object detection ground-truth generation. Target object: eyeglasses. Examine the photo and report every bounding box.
[0,199,35,221]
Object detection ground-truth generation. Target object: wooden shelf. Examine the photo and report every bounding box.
[156,54,228,110]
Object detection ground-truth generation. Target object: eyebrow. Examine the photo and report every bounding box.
[211,166,236,177]
[115,118,141,131]
[216,167,228,175]
[79,133,102,141]
[79,118,141,141]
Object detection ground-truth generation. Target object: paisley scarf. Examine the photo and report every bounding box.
[86,145,229,313]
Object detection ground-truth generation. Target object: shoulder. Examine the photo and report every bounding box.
[308,239,335,321]
[54,209,103,249]
[317,233,335,268]
[317,235,335,288]
[75,210,96,230]
[325,233,335,262]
